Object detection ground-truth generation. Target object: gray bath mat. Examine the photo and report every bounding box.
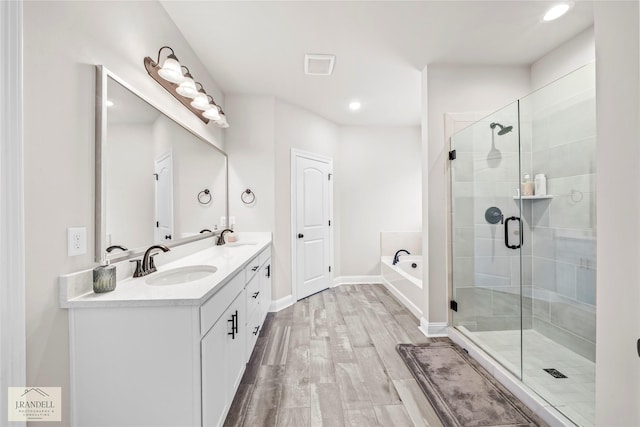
[396,342,548,427]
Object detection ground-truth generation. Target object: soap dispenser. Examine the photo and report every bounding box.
[93,245,127,293]
[521,174,534,196]
[93,259,116,293]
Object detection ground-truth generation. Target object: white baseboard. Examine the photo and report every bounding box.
[419,318,448,337]
[447,327,574,427]
[268,295,295,312]
[332,275,382,286]
[380,278,422,318]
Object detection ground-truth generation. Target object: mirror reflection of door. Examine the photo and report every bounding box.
[155,151,174,243]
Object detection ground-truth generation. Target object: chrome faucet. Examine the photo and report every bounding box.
[393,249,410,265]
[130,245,170,278]
[216,229,234,246]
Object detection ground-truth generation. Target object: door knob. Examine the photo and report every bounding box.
[298,233,304,238]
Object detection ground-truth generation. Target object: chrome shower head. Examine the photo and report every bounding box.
[490,122,513,135]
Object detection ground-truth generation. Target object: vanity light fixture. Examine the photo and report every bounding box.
[203,96,221,121]
[190,84,209,110]
[144,45,229,127]
[176,66,198,98]
[156,47,183,83]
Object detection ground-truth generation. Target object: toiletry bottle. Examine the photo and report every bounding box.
[534,174,547,196]
[93,259,117,293]
[521,174,534,196]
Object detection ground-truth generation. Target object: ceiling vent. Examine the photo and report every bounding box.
[304,54,335,76]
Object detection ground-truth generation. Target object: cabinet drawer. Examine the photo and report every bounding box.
[245,309,262,360]
[244,257,261,282]
[200,272,244,336]
[259,247,271,267]
[245,272,261,318]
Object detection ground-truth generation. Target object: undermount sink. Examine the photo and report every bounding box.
[146,265,218,286]
[224,241,257,247]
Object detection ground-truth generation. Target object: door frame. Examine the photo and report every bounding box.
[290,149,334,302]
[0,1,26,425]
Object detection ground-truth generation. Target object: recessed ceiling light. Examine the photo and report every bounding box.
[349,101,361,111]
[106,100,114,107]
[543,3,571,22]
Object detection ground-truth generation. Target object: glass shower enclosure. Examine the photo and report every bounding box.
[450,63,596,427]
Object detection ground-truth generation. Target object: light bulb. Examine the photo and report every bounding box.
[176,75,197,98]
[203,106,221,121]
[191,92,209,110]
[157,55,183,83]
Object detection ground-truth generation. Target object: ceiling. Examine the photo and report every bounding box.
[161,1,594,127]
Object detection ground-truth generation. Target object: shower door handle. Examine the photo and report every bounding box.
[504,216,522,249]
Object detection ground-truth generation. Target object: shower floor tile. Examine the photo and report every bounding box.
[466,328,595,427]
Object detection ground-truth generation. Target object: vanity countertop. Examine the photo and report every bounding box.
[60,232,272,309]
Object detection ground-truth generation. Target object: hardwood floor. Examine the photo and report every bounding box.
[224,284,446,427]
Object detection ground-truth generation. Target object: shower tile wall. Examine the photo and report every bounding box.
[521,65,596,361]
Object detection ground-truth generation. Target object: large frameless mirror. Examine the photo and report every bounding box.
[95,65,228,263]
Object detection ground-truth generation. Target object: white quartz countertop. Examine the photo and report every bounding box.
[60,233,271,308]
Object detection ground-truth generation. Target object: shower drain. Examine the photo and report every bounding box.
[543,368,568,379]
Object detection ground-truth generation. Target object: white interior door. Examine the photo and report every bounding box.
[154,151,173,243]
[293,151,332,300]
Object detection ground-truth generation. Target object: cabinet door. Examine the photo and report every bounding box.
[225,292,246,396]
[201,315,227,427]
[202,292,245,427]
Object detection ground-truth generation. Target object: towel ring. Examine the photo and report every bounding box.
[241,189,256,204]
[198,189,212,204]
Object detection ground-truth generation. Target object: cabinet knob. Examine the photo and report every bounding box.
[298,233,304,239]
[251,265,259,271]
[252,291,260,299]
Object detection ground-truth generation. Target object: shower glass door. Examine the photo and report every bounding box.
[449,63,596,427]
[450,101,524,379]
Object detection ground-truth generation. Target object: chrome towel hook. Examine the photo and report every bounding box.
[241,189,256,205]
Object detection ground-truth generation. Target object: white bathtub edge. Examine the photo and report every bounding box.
[332,276,382,286]
[380,276,423,318]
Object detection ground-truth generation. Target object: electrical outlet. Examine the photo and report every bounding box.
[68,227,87,256]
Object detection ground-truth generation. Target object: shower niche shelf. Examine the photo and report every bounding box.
[513,195,554,200]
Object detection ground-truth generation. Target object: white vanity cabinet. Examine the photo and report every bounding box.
[245,248,271,359]
[66,243,272,427]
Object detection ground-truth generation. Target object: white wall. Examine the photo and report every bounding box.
[225,95,276,233]
[531,26,595,90]
[274,100,341,300]
[339,126,421,276]
[23,2,225,424]
[423,65,531,327]
[593,2,640,425]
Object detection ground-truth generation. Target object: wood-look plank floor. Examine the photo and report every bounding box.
[224,284,446,427]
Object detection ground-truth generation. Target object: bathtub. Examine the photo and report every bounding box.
[380,255,423,318]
